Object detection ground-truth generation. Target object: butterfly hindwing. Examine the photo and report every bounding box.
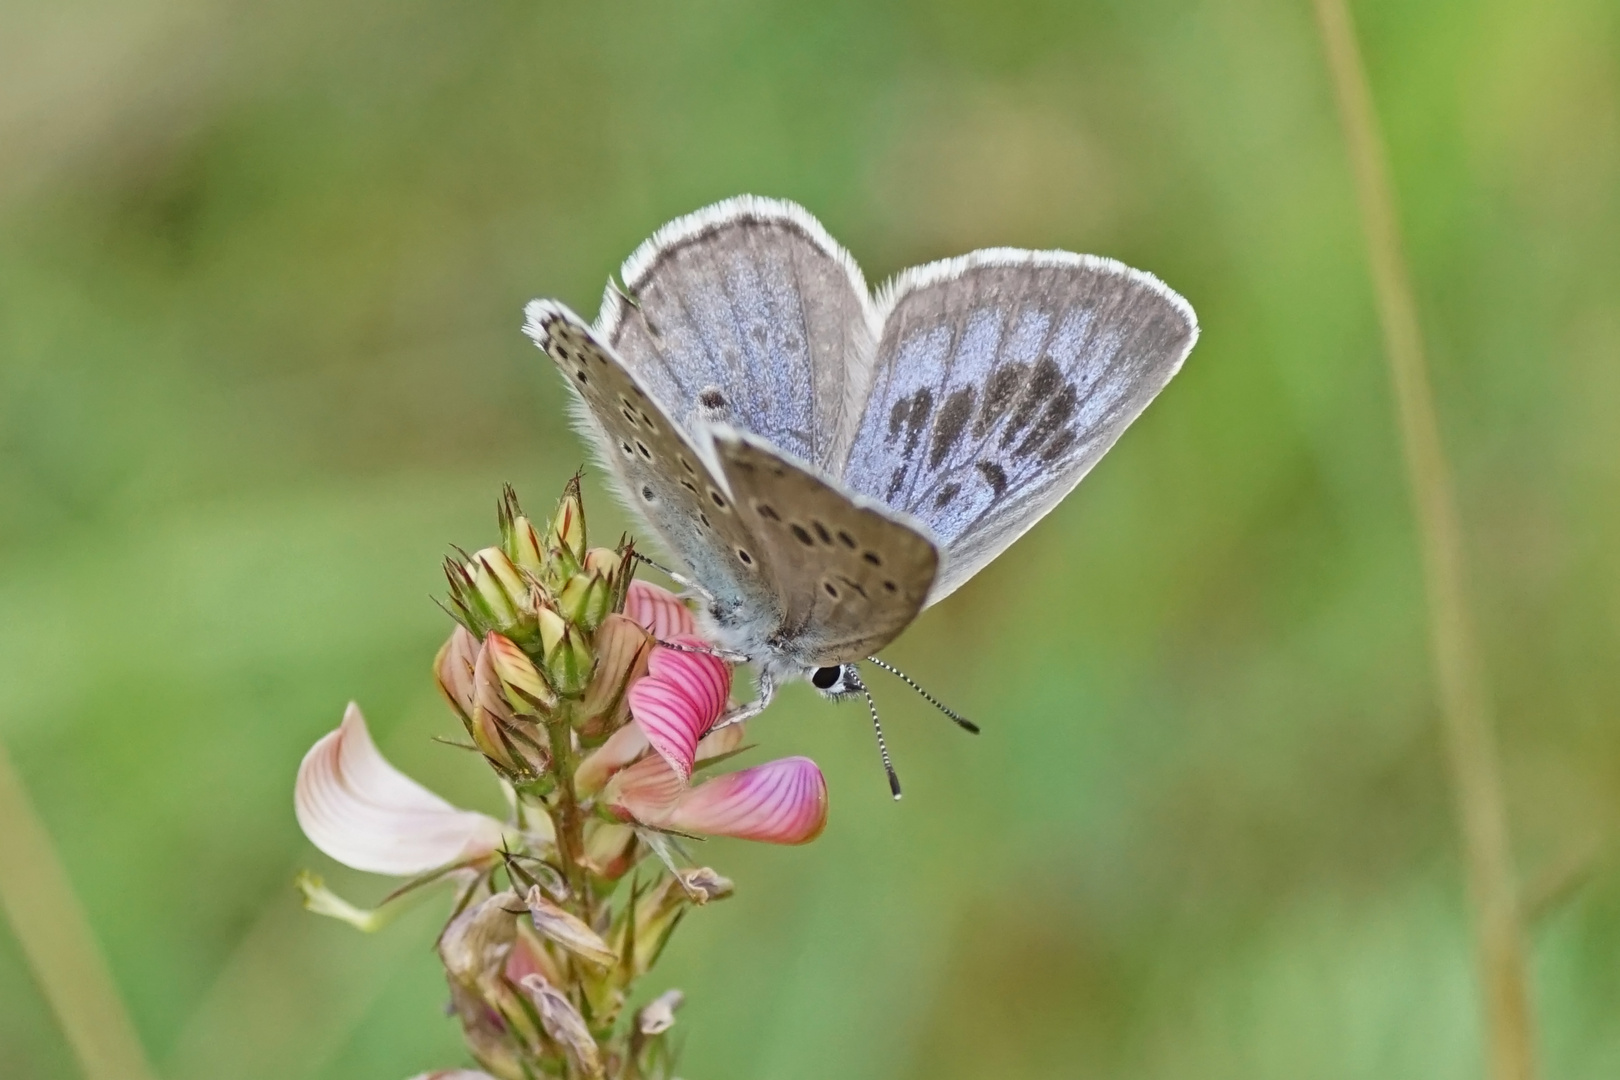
[523,300,779,617]
[597,197,879,475]
[708,426,938,666]
[842,251,1198,605]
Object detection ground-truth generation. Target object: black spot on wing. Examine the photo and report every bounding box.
[1039,427,1079,462]
[1015,382,1079,457]
[902,388,933,460]
[976,460,1009,499]
[885,466,906,501]
[929,388,975,470]
[976,362,1029,437]
[1000,356,1064,448]
[933,482,961,508]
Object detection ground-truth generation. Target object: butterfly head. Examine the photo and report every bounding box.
[808,662,863,700]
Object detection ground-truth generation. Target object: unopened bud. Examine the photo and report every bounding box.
[546,478,587,573]
[484,633,555,712]
[582,547,621,579]
[536,606,568,658]
[577,615,651,742]
[538,615,593,697]
[472,548,525,621]
[471,643,547,776]
[434,626,480,720]
[500,487,548,574]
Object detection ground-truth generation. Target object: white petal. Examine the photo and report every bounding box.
[295,703,505,876]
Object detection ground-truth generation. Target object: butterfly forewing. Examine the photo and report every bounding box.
[843,252,1198,605]
[597,197,879,474]
[709,427,938,666]
[523,301,779,617]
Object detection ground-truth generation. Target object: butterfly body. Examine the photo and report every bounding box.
[525,196,1197,708]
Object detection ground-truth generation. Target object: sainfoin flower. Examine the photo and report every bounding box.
[295,703,506,876]
[292,482,828,1080]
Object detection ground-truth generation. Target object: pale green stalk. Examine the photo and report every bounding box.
[0,737,160,1080]
[1310,3,1539,1079]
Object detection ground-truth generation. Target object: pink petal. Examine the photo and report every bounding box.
[574,721,649,797]
[629,637,730,782]
[667,757,828,845]
[602,753,686,825]
[624,580,696,639]
[295,703,506,876]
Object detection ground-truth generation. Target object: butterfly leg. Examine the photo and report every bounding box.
[708,669,775,732]
[654,638,751,664]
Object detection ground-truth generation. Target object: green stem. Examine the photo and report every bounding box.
[1311,3,1539,1079]
[547,708,590,914]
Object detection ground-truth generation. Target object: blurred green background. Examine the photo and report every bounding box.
[2,0,1617,1077]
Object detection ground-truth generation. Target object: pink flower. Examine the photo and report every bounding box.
[575,588,829,845]
[629,634,730,782]
[295,703,506,876]
[624,580,697,640]
[601,734,828,846]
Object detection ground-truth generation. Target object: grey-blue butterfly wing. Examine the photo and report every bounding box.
[707,425,939,665]
[596,197,878,475]
[841,251,1198,605]
[523,300,780,617]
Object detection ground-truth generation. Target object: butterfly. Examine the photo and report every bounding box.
[524,196,1197,793]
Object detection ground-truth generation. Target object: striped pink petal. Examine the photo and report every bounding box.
[602,753,687,824]
[574,721,649,797]
[295,703,505,876]
[667,757,828,845]
[624,580,696,639]
[628,636,730,782]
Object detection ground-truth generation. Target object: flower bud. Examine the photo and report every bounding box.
[557,571,611,631]
[545,478,587,574]
[576,615,651,743]
[434,626,480,721]
[536,608,593,697]
[499,487,548,574]
[446,548,539,645]
[471,643,548,777]
[484,633,555,712]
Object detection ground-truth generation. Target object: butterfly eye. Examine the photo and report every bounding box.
[811,666,842,690]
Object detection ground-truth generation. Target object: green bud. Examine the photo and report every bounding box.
[499,486,548,574]
[484,632,556,711]
[542,619,594,698]
[546,477,587,574]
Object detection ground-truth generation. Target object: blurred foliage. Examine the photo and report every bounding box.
[1,0,1618,1078]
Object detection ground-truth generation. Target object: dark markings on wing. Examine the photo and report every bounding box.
[711,429,938,665]
[524,301,774,613]
[842,255,1197,604]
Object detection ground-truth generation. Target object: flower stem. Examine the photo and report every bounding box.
[547,709,590,910]
[1311,3,1539,1079]
[0,738,159,1080]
